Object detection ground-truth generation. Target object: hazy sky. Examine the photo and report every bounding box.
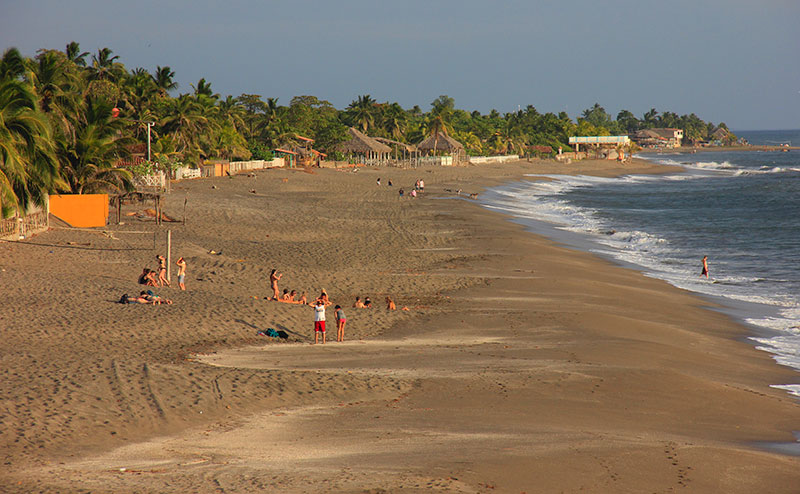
[2,0,798,130]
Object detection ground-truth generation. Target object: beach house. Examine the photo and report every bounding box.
[632,128,684,149]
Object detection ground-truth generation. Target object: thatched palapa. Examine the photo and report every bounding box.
[416,132,464,152]
[337,127,391,154]
[336,127,392,166]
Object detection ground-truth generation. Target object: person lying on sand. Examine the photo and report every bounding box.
[120,293,150,304]
[142,290,173,305]
[386,296,396,310]
[353,296,365,308]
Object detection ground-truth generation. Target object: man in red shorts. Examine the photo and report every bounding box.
[311,299,326,344]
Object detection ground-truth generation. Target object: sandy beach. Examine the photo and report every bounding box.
[2,158,800,493]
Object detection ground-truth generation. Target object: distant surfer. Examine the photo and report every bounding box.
[700,256,709,279]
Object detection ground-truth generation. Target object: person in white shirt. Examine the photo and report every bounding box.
[310,299,326,344]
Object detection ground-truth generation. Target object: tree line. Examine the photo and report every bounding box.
[1,42,731,217]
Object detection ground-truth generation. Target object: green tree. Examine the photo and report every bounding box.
[346,94,376,132]
[0,48,63,215]
[64,41,89,67]
[152,66,177,97]
[56,98,132,194]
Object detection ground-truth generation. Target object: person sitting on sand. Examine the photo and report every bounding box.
[288,289,297,302]
[363,296,372,308]
[386,296,396,310]
[143,269,159,286]
[280,289,291,301]
[353,296,365,308]
[295,291,308,305]
[138,268,150,285]
[157,255,170,287]
[318,289,332,306]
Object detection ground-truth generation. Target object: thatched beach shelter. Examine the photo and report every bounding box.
[337,127,392,165]
[416,132,466,165]
[373,137,418,163]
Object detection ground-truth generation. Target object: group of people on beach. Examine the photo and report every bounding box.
[268,269,401,344]
[376,177,425,199]
[138,255,187,291]
[124,254,187,306]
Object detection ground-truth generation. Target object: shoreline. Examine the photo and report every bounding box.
[4,158,800,492]
[479,172,800,381]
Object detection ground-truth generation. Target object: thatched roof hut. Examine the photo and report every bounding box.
[373,137,416,153]
[337,127,391,154]
[416,132,464,153]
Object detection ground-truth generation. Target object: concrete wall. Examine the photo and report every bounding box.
[468,155,521,165]
[49,194,108,227]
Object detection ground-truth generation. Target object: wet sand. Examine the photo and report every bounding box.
[2,158,799,492]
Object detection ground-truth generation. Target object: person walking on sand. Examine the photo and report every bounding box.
[157,255,170,287]
[310,299,326,344]
[700,256,709,279]
[335,305,346,342]
[176,257,187,290]
[269,269,282,300]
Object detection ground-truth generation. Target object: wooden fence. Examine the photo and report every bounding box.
[0,210,49,241]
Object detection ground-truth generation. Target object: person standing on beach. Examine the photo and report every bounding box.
[157,255,170,287]
[311,299,326,344]
[335,305,346,342]
[269,269,282,300]
[418,179,424,193]
[700,256,709,279]
[176,257,187,290]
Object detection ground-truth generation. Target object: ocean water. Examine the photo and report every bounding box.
[481,129,800,396]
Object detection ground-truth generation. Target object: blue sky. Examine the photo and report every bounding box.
[2,0,798,130]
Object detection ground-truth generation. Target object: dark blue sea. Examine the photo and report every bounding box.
[482,129,800,396]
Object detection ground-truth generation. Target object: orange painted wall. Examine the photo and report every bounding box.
[49,194,109,227]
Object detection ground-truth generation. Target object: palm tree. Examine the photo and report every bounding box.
[427,115,451,156]
[346,94,376,133]
[152,65,177,97]
[381,102,408,140]
[29,49,83,141]
[0,48,63,215]
[218,95,246,134]
[56,98,132,194]
[88,47,122,82]
[160,94,209,161]
[191,78,218,100]
[64,41,89,67]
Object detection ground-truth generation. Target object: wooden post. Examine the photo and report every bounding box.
[166,229,171,282]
